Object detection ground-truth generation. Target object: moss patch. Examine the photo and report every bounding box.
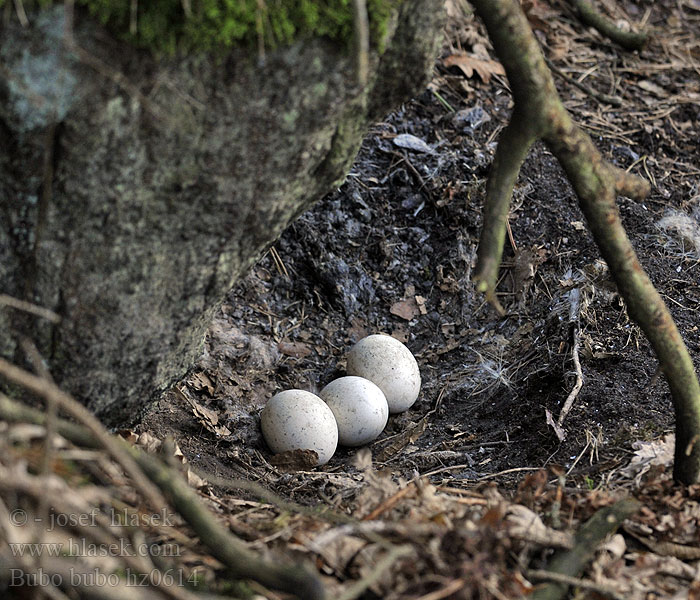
[3,0,401,54]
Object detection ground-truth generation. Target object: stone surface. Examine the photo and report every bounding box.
[0,3,444,425]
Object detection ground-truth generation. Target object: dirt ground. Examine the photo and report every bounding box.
[138,1,700,597]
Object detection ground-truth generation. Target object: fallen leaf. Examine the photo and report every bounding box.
[393,133,435,154]
[620,435,675,483]
[443,53,505,83]
[178,385,232,437]
[190,399,219,426]
[187,468,209,489]
[437,265,460,292]
[189,371,215,395]
[269,449,319,472]
[136,431,162,454]
[391,324,410,343]
[545,408,566,441]
[415,295,428,315]
[513,246,546,299]
[348,316,368,341]
[277,340,312,358]
[390,298,420,320]
[506,504,573,548]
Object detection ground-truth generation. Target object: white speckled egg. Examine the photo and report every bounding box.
[346,334,421,413]
[319,376,389,446]
[260,390,338,465]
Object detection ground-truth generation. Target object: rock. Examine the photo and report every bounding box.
[0,3,445,425]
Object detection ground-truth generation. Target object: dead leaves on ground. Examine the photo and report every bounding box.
[443,52,505,83]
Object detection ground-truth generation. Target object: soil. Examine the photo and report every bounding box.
[142,0,699,492]
[136,1,700,597]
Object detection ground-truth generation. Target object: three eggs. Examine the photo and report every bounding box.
[260,334,421,465]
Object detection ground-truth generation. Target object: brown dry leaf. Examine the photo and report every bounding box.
[117,429,139,444]
[277,340,312,358]
[187,468,209,489]
[506,504,573,548]
[313,534,367,573]
[391,324,410,343]
[136,431,162,454]
[513,246,547,298]
[620,435,675,483]
[437,337,462,355]
[415,295,428,314]
[436,265,460,292]
[443,53,505,83]
[441,322,456,336]
[374,417,429,462]
[348,316,368,341]
[690,581,700,600]
[269,449,319,472]
[179,386,232,437]
[521,0,555,32]
[189,371,214,395]
[190,398,219,425]
[390,298,420,320]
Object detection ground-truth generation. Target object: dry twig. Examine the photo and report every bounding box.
[0,294,60,323]
[529,498,639,600]
[470,0,700,484]
[557,326,583,429]
[0,358,167,511]
[0,392,327,600]
[527,569,626,600]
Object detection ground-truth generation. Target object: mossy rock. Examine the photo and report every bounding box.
[2,0,402,54]
[0,0,444,424]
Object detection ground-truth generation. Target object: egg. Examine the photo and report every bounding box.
[260,390,338,465]
[346,334,421,413]
[319,376,389,446]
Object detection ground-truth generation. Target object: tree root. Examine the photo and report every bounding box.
[470,0,700,484]
[572,0,648,51]
[529,498,640,600]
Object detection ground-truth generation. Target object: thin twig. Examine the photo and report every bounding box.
[12,0,29,27]
[0,358,167,511]
[0,392,327,600]
[0,294,60,323]
[544,56,622,106]
[415,579,467,600]
[529,499,640,600]
[337,545,413,600]
[558,326,583,427]
[528,569,626,600]
[20,339,58,571]
[352,0,370,88]
[255,0,266,63]
[362,483,414,521]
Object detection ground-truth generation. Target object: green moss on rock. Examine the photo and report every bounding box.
[2,0,401,54]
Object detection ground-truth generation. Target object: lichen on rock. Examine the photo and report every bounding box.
[0,0,444,424]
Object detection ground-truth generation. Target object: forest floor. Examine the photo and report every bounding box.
[138,1,700,598]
